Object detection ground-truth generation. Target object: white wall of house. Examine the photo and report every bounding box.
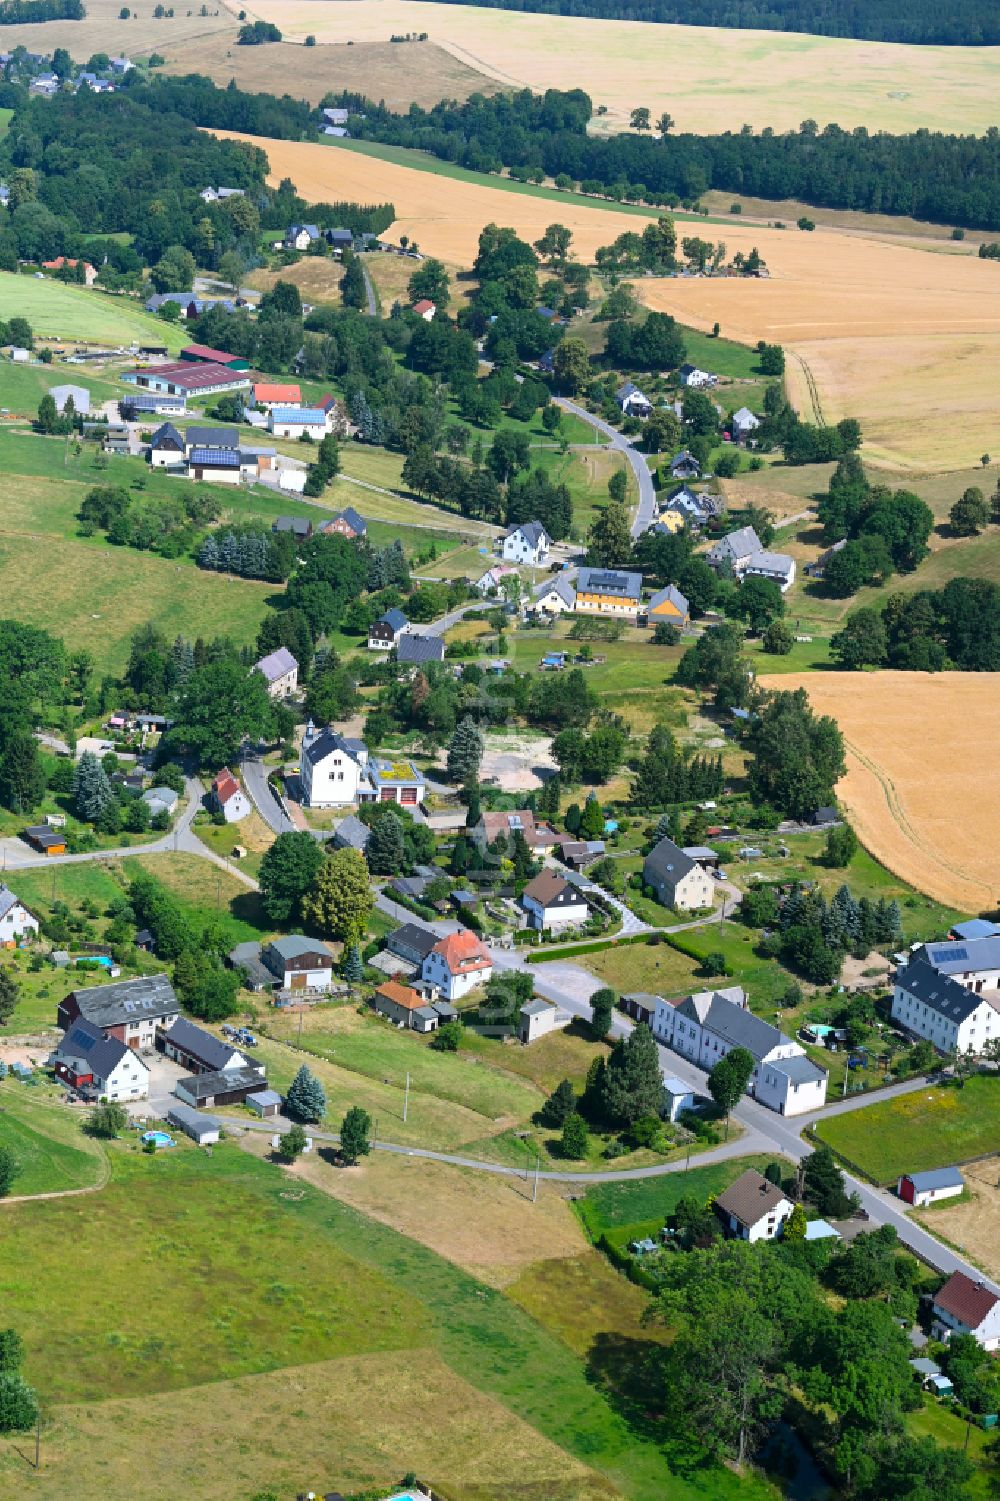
[277,961,333,990]
[264,667,298,699]
[0,902,38,944]
[270,418,327,440]
[149,446,184,468]
[520,1004,572,1043]
[302,747,365,807]
[651,998,826,1115]
[502,531,548,566]
[891,982,1000,1054]
[755,1063,827,1116]
[219,791,252,823]
[726,1196,794,1244]
[933,1300,1000,1351]
[522,893,590,930]
[99,1053,149,1101]
[421,951,492,1001]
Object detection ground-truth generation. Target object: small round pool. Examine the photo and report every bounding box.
[141,1131,174,1148]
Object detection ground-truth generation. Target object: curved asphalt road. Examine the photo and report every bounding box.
[554,397,657,538]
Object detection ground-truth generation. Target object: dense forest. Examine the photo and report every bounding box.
[413,0,1000,44]
[0,0,83,22]
[342,88,1000,230]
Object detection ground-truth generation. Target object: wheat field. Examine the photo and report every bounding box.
[239,0,1000,136]
[759,672,1000,913]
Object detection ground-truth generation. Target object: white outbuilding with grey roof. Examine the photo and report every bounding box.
[898,1166,966,1207]
[49,383,90,415]
[166,1101,221,1144]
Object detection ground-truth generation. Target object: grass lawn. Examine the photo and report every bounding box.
[459,1017,609,1096]
[262,1002,544,1126]
[509,622,689,732]
[0,273,187,352]
[815,1075,1000,1184]
[131,853,270,944]
[190,809,274,881]
[0,106,12,139]
[531,444,636,538]
[576,1153,781,1240]
[677,327,767,381]
[0,359,123,414]
[582,937,703,998]
[908,1395,992,1499]
[0,1138,769,1500]
[0,1081,105,1196]
[506,1248,670,1359]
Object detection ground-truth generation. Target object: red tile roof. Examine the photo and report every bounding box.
[254,382,301,404]
[212,769,241,805]
[127,361,245,391]
[432,930,491,975]
[934,1271,1000,1330]
[182,343,240,363]
[412,299,435,314]
[375,980,424,1011]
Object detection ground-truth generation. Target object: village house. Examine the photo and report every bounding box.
[412,298,436,321]
[268,406,328,440]
[422,930,493,1001]
[261,936,334,992]
[714,1168,795,1242]
[533,574,577,615]
[368,608,410,650]
[0,885,39,946]
[301,727,425,808]
[254,382,301,409]
[897,1167,965,1208]
[616,381,652,418]
[50,1021,150,1101]
[891,958,1000,1055]
[211,769,252,823]
[148,422,187,468]
[519,997,573,1044]
[476,564,517,595]
[500,520,550,568]
[521,869,590,930]
[321,507,367,540]
[651,985,828,1116]
[200,185,243,203]
[643,836,714,911]
[805,539,847,579]
[574,567,644,619]
[397,634,445,665]
[142,786,178,819]
[332,813,371,853]
[271,516,312,541]
[668,450,701,480]
[473,809,559,857]
[373,979,442,1033]
[917,935,1000,993]
[731,406,761,444]
[57,973,181,1052]
[931,1272,1000,1350]
[708,525,764,573]
[386,922,438,969]
[743,550,796,592]
[42,256,97,286]
[679,364,717,388]
[645,584,690,629]
[284,223,321,251]
[254,646,299,699]
[159,1016,249,1075]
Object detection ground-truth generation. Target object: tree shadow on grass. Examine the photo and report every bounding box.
[585,1331,670,1441]
[231,890,269,932]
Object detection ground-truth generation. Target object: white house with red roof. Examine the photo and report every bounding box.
[422,930,493,1001]
[211,769,251,823]
[932,1271,1000,1350]
[412,299,436,321]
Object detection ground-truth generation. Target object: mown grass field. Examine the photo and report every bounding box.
[577,1154,780,1240]
[0,1141,767,1500]
[0,274,187,351]
[0,359,123,414]
[0,1082,104,1197]
[815,1076,1000,1184]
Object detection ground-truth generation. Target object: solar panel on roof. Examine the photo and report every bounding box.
[932,945,968,962]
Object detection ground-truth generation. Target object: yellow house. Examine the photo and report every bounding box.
[646,584,690,628]
[574,567,643,617]
[655,509,686,535]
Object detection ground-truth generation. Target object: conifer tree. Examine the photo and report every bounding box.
[285,1064,327,1123]
[341,942,363,984]
[73,751,114,823]
[447,717,485,786]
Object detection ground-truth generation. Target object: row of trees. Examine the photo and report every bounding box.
[831,577,1000,672]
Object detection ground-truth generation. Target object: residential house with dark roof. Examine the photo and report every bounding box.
[731,405,761,444]
[332,813,371,853]
[643,836,714,912]
[386,922,439,967]
[473,809,559,857]
[373,979,441,1033]
[253,646,298,699]
[533,573,577,616]
[651,984,828,1115]
[917,935,1000,993]
[369,607,409,651]
[521,869,590,930]
[616,381,652,417]
[501,520,550,568]
[396,634,445,665]
[891,958,1000,1056]
[174,1064,266,1109]
[148,422,186,468]
[714,1168,794,1242]
[58,974,180,1051]
[300,726,424,807]
[50,1020,150,1100]
[932,1272,1000,1350]
[668,450,701,480]
[261,936,334,991]
[284,224,321,250]
[708,526,764,573]
[271,516,312,541]
[575,567,643,619]
[321,507,367,540]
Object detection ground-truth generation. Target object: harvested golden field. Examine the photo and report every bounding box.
[242,0,1000,136]
[0,0,232,55]
[247,254,345,301]
[913,1157,1000,1281]
[161,32,500,109]
[639,226,1000,470]
[758,672,1000,912]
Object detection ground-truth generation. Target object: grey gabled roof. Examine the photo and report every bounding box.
[506,519,549,549]
[69,973,179,1028]
[164,1017,241,1072]
[644,835,697,886]
[0,884,32,922]
[150,422,184,450]
[536,574,577,607]
[897,959,986,1025]
[769,1053,827,1086]
[387,922,438,961]
[397,634,445,663]
[921,936,1000,975]
[254,646,298,682]
[303,730,363,768]
[333,814,370,851]
[745,549,794,579]
[177,1065,264,1100]
[709,525,762,562]
[702,994,788,1059]
[576,567,643,600]
[186,425,240,449]
[904,1166,965,1192]
[647,584,689,616]
[380,607,409,633]
[715,1168,789,1228]
[266,934,333,962]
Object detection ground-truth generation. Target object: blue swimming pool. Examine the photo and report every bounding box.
[141,1131,174,1147]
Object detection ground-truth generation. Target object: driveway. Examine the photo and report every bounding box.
[554,397,657,538]
[240,755,296,836]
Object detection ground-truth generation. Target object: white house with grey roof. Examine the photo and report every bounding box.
[616,382,652,417]
[642,836,714,912]
[58,973,180,1050]
[0,885,39,946]
[918,936,1000,994]
[892,957,1000,1055]
[159,1016,249,1075]
[51,1020,150,1100]
[254,646,298,699]
[731,406,760,444]
[652,985,827,1115]
[533,574,576,615]
[743,550,796,592]
[708,526,764,573]
[501,520,550,568]
[301,726,425,807]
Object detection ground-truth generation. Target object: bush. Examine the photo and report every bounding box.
[430,1020,463,1051]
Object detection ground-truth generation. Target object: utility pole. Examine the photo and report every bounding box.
[35,1409,41,1470]
[403,1071,410,1124]
[532,1154,540,1202]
